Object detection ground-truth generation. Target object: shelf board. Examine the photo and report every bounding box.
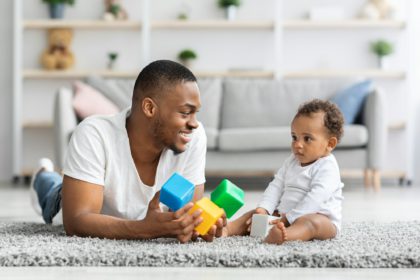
[23,19,142,29]
[23,121,52,128]
[283,69,405,79]
[388,121,406,131]
[152,20,274,29]
[283,19,406,29]
[23,69,138,79]
[195,70,274,78]
[23,69,274,79]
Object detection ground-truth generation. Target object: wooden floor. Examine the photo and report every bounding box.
[0,181,419,279]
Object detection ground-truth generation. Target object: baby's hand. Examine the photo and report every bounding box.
[246,207,269,232]
[255,207,269,215]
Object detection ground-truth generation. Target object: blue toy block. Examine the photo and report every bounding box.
[159,172,195,211]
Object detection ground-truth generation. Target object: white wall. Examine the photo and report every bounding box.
[0,0,13,181]
[0,0,418,182]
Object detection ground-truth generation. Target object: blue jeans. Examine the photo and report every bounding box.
[34,171,63,224]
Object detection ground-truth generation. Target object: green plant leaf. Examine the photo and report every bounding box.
[218,0,241,8]
[371,40,394,57]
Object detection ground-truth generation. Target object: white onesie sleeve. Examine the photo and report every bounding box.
[257,155,293,214]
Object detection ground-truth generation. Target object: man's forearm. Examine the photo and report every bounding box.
[64,213,154,240]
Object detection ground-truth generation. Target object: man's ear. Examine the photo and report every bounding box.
[142,97,157,118]
[327,136,338,152]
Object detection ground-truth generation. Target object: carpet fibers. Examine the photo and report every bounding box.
[0,221,419,267]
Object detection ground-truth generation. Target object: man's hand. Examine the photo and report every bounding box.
[192,212,227,242]
[143,192,203,243]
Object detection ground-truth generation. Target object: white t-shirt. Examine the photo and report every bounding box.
[63,108,207,220]
[258,153,344,232]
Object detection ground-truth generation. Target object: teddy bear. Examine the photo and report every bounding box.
[103,0,128,21]
[359,0,396,20]
[41,28,75,70]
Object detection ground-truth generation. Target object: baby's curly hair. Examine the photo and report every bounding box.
[294,99,344,142]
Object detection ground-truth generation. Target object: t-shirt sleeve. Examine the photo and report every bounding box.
[63,120,106,186]
[182,122,207,186]
[286,157,341,224]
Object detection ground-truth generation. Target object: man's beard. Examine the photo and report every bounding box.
[152,117,184,155]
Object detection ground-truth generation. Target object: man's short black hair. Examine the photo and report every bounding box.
[132,60,197,104]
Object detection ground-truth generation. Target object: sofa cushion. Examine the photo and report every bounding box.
[221,79,356,129]
[338,125,368,148]
[219,127,291,151]
[331,80,372,124]
[204,127,218,150]
[197,78,222,130]
[86,75,133,110]
[218,124,368,151]
[72,81,119,119]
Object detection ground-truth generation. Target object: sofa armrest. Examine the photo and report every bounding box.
[53,87,77,170]
[363,88,387,170]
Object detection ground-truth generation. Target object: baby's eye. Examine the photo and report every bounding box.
[304,136,312,142]
[291,135,297,141]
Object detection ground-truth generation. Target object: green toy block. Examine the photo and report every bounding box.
[210,179,244,218]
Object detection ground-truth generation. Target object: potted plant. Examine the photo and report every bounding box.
[218,0,241,21]
[42,0,75,19]
[371,39,394,69]
[107,52,119,70]
[178,49,197,68]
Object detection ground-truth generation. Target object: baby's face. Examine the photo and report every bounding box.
[291,112,334,166]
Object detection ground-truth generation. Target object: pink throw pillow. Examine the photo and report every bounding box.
[72,81,119,119]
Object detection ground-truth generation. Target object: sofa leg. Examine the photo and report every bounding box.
[364,169,372,188]
[372,169,381,192]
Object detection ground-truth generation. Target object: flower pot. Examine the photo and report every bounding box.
[379,56,390,70]
[225,5,237,21]
[180,59,194,69]
[49,3,65,19]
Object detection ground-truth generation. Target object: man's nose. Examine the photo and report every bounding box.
[188,113,199,129]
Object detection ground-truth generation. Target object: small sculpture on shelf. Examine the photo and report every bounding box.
[40,28,75,70]
[42,0,75,19]
[359,0,396,20]
[103,0,128,21]
[218,0,241,21]
[370,39,394,69]
[107,52,119,70]
[177,49,197,69]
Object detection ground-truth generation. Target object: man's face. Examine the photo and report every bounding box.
[152,81,201,154]
[291,112,333,166]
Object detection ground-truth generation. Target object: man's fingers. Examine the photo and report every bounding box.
[148,191,161,210]
[173,202,194,219]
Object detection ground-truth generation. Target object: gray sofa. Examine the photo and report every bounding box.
[54,78,386,189]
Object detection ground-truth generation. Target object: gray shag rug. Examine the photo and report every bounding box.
[0,221,419,267]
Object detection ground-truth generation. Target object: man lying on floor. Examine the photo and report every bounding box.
[30,60,228,243]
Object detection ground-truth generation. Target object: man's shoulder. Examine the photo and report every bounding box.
[75,111,125,136]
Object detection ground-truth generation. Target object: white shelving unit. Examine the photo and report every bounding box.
[12,0,411,181]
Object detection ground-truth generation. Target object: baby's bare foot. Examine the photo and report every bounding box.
[265,222,288,244]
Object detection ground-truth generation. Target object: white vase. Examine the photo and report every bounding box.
[379,56,390,70]
[225,5,237,21]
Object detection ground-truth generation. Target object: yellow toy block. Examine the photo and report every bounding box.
[188,197,224,235]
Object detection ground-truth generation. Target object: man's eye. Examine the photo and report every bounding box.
[181,112,191,116]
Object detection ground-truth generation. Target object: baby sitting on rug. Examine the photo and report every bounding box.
[226,99,344,244]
